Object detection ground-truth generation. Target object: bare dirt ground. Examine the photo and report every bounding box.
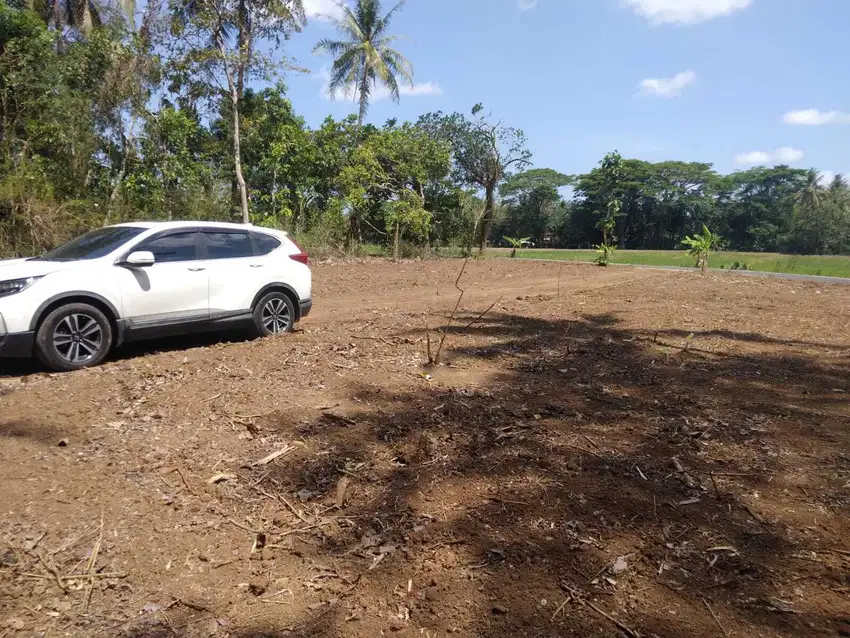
[1,259,849,638]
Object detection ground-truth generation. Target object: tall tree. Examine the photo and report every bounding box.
[313,0,413,127]
[18,0,135,36]
[169,0,304,223]
[497,168,571,246]
[418,104,532,253]
[794,168,822,210]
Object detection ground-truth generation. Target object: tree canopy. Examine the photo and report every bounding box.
[0,0,847,259]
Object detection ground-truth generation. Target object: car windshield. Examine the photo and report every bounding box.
[33,227,146,261]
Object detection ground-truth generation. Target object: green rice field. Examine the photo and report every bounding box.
[488,248,850,278]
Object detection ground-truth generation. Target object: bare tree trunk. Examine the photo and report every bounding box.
[419,184,430,257]
[216,32,250,225]
[357,68,369,127]
[393,221,400,261]
[477,183,496,254]
[348,213,363,245]
[231,96,250,224]
[104,130,130,227]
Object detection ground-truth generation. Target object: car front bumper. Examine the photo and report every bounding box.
[299,299,312,319]
[0,331,34,358]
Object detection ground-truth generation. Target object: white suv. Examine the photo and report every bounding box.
[0,221,312,371]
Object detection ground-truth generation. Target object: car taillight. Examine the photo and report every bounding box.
[288,237,309,265]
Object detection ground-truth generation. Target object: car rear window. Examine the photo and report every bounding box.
[204,232,253,259]
[252,232,281,256]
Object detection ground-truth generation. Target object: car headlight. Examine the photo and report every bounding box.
[0,276,43,298]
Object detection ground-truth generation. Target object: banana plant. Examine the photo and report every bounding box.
[682,224,721,273]
[503,236,530,258]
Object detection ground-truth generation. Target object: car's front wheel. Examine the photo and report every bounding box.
[253,292,295,336]
[35,303,113,372]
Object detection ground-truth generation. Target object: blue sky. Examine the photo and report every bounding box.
[279,0,850,181]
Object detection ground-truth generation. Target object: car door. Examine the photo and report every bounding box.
[116,230,209,326]
[202,230,267,317]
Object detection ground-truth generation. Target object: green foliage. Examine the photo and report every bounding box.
[595,243,615,266]
[418,105,532,252]
[503,235,530,258]
[1,1,848,263]
[681,224,721,272]
[500,168,572,198]
[588,151,623,258]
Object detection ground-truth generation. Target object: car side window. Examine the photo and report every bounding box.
[136,232,198,263]
[251,232,281,256]
[204,232,254,259]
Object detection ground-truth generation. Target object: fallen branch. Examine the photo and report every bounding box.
[321,412,356,427]
[172,467,197,495]
[703,598,730,637]
[561,583,640,637]
[672,456,698,488]
[244,444,297,468]
[22,571,127,580]
[278,494,313,527]
[584,599,640,638]
[551,595,572,621]
[35,551,67,592]
[83,516,104,613]
[564,442,604,459]
[227,518,261,534]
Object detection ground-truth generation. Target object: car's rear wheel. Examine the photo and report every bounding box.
[35,303,113,372]
[253,291,295,336]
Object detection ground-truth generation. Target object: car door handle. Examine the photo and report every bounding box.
[249,264,264,268]
[187,267,206,272]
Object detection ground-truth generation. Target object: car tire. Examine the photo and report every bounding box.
[35,303,113,372]
[253,291,295,336]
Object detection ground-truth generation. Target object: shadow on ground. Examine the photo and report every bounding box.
[110,312,850,637]
[0,330,260,378]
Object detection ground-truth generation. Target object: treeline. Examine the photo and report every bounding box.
[1,0,847,259]
[0,0,526,258]
[495,161,850,255]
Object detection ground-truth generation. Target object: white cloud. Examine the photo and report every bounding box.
[783,109,850,126]
[623,0,753,25]
[774,147,804,163]
[316,67,443,102]
[518,0,539,9]
[735,147,804,166]
[819,170,837,186]
[399,82,443,97]
[303,0,347,21]
[639,70,696,97]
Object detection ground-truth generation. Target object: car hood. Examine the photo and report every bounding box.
[0,258,91,280]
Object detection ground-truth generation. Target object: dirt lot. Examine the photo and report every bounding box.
[1,259,849,638]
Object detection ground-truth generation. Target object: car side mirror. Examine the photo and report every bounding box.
[122,251,156,267]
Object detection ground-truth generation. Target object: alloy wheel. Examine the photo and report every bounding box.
[52,313,103,364]
[261,298,291,334]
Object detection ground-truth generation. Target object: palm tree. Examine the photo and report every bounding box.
[828,173,848,195]
[794,168,822,210]
[22,0,135,35]
[313,0,413,127]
